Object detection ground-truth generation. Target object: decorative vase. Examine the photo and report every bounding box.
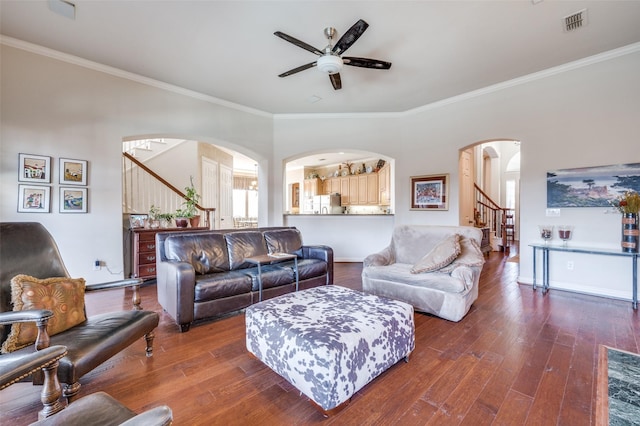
[621,213,639,253]
[175,218,189,228]
[189,215,201,228]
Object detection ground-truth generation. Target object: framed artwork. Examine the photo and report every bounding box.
[18,184,51,213]
[547,162,640,208]
[60,187,88,213]
[129,214,148,229]
[59,158,87,185]
[410,174,449,211]
[18,153,51,183]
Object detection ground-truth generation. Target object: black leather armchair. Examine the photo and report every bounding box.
[0,222,160,403]
[0,309,67,419]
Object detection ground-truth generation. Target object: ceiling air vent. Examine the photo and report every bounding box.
[563,9,588,32]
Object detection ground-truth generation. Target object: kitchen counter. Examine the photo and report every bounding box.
[284,214,395,262]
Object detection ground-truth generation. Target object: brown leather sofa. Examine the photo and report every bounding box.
[156,227,333,331]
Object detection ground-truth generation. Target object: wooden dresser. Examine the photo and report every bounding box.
[131,227,208,280]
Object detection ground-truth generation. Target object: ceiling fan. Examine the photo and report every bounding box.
[274,19,392,90]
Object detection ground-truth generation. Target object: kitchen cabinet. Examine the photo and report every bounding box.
[340,177,351,205]
[304,178,320,198]
[378,163,390,206]
[322,177,340,195]
[357,174,379,205]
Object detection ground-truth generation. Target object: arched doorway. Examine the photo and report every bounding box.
[459,140,521,252]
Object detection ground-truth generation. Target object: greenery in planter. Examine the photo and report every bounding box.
[181,176,201,218]
[148,204,161,220]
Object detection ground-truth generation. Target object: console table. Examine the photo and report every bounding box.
[530,243,638,309]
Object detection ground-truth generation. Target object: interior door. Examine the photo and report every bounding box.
[201,157,218,228]
[219,164,234,229]
[459,148,475,226]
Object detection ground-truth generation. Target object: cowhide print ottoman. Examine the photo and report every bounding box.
[245,285,415,415]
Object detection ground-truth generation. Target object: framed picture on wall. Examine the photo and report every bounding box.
[18,153,51,183]
[59,158,88,185]
[410,174,449,211]
[60,187,88,213]
[17,184,51,213]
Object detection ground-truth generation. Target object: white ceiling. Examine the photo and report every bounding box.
[2,0,640,117]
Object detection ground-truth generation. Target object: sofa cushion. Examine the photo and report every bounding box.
[439,237,485,273]
[279,258,327,280]
[410,234,461,274]
[2,275,86,353]
[263,229,303,256]
[225,231,268,270]
[364,263,467,293]
[164,233,230,274]
[194,270,253,302]
[242,266,296,291]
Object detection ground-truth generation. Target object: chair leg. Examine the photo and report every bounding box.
[144,331,155,357]
[62,381,81,403]
[38,361,65,419]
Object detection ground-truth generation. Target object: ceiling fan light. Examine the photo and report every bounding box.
[316,55,343,75]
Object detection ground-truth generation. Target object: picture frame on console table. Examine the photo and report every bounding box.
[410,173,449,211]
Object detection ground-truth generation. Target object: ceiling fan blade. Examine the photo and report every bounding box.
[343,57,392,70]
[329,73,342,90]
[278,62,317,78]
[332,19,369,55]
[274,31,324,56]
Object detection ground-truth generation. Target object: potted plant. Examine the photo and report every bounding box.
[148,204,161,229]
[182,176,201,227]
[173,209,190,228]
[156,212,175,228]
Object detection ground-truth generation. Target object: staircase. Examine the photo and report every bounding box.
[122,152,214,228]
[474,183,514,250]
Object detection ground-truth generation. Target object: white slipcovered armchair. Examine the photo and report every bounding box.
[362,225,485,322]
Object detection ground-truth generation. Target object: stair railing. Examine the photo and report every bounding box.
[474,183,513,249]
[122,152,215,228]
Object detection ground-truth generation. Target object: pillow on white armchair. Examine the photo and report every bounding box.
[439,237,485,273]
[410,234,461,274]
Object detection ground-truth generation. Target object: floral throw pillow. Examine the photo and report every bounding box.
[1,275,86,353]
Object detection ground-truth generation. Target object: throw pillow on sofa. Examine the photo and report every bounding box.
[1,274,86,353]
[410,234,461,274]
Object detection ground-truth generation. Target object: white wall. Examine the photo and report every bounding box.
[2,40,640,302]
[273,48,640,301]
[1,45,272,283]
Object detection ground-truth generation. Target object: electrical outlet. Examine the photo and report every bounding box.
[567,261,574,270]
[546,208,561,217]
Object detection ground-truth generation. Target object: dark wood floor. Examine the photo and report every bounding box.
[2,248,639,425]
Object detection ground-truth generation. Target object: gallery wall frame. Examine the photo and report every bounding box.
[18,184,51,213]
[547,162,640,208]
[60,187,88,213]
[410,173,449,211]
[59,158,88,186]
[18,153,51,183]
